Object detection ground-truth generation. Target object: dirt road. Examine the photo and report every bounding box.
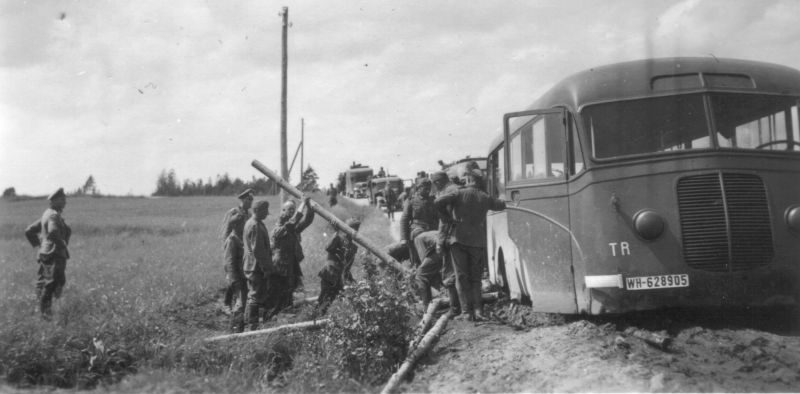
[401,302,800,392]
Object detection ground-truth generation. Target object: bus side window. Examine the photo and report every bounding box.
[489,146,506,199]
[570,114,585,175]
[509,112,566,182]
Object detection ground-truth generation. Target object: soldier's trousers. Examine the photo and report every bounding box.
[264,274,292,319]
[317,273,342,315]
[414,231,442,307]
[449,243,485,315]
[37,256,67,316]
[245,272,267,330]
[407,227,426,267]
[227,274,247,332]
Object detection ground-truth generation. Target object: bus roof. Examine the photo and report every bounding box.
[487,57,800,152]
[537,57,800,110]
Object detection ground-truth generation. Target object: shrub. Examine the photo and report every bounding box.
[320,257,415,385]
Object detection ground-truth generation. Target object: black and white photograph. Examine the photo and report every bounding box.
[1,0,799,392]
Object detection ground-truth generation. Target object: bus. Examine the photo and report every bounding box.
[344,163,373,198]
[485,57,800,314]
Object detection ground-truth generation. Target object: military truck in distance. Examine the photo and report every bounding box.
[344,163,373,198]
[369,175,404,211]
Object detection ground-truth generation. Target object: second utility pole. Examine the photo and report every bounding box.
[279,6,289,202]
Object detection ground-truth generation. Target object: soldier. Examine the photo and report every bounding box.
[220,189,253,332]
[268,197,315,317]
[243,200,272,330]
[317,218,360,314]
[384,184,397,221]
[431,170,462,315]
[435,169,506,321]
[327,183,338,207]
[24,188,71,319]
[400,178,438,267]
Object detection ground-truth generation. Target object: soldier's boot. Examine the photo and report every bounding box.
[472,285,486,322]
[245,304,260,331]
[39,289,53,320]
[230,311,245,333]
[447,286,461,316]
[418,285,432,314]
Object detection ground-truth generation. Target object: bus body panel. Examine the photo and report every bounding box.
[504,182,577,312]
[569,155,800,313]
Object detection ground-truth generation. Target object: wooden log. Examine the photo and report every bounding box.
[624,327,672,350]
[432,291,499,308]
[205,319,330,342]
[292,296,319,307]
[382,312,451,394]
[252,160,410,275]
[407,299,444,353]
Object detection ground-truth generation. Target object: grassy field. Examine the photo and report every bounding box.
[0,194,402,392]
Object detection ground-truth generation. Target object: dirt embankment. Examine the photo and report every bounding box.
[402,302,800,393]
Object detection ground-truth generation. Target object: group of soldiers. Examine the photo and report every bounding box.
[22,168,504,327]
[220,189,360,332]
[398,167,506,321]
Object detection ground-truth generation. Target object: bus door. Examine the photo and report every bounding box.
[503,109,577,312]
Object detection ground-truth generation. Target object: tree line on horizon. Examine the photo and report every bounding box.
[152,166,320,197]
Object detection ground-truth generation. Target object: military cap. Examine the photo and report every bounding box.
[253,200,270,212]
[48,187,65,201]
[431,171,448,182]
[345,218,361,230]
[238,188,254,199]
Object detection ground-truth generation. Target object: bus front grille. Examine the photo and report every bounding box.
[677,173,773,272]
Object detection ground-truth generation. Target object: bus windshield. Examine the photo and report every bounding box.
[583,94,800,159]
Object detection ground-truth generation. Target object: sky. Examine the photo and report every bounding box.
[2,0,800,196]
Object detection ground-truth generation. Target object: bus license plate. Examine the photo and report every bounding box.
[625,274,689,290]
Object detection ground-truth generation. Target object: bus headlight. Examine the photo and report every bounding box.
[633,209,665,240]
[786,205,800,233]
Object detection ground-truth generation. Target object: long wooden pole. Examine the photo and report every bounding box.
[279,6,289,202]
[381,313,451,394]
[252,160,410,275]
[206,319,330,342]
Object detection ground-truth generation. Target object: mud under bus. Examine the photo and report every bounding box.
[485,57,800,314]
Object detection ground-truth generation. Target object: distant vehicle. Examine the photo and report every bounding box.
[485,57,800,315]
[439,157,488,185]
[344,163,373,198]
[354,181,370,198]
[368,176,404,210]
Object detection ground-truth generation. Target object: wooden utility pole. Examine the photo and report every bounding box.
[300,118,304,180]
[279,6,289,202]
